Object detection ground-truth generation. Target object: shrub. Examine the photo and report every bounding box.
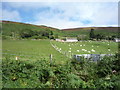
[2,54,120,88]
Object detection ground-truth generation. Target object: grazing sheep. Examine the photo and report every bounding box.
[91,49,95,52]
[80,45,82,47]
[69,51,71,53]
[108,49,111,51]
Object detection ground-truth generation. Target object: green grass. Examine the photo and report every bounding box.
[2,40,120,88]
[2,21,60,36]
[2,40,118,63]
[62,29,118,37]
[2,21,119,88]
[2,21,118,38]
[51,40,118,58]
[2,40,69,64]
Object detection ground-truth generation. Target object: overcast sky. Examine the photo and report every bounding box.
[1,1,118,29]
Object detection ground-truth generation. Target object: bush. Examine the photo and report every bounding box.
[2,54,120,88]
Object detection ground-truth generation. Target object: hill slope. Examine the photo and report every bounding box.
[62,27,118,37]
[2,20,119,38]
[62,27,118,32]
[2,20,61,36]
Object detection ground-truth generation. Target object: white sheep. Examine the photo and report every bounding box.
[108,49,111,51]
[91,49,95,52]
[77,50,80,52]
[80,45,82,47]
[69,51,71,53]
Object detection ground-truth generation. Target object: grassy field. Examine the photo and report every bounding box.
[1,20,119,89]
[2,40,118,62]
[2,40,69,64]
[2,39,120,88]
[51,40,118,58]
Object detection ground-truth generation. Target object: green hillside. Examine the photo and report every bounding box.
[62,27,119,37]
[2,20,61,36]
[2,20,119,39]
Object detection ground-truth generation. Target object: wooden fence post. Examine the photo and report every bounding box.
[50,54,52,66]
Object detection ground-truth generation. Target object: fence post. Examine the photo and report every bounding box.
[15,56,18,60]
[50,54,52,66]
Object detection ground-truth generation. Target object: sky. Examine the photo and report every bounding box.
[1,1,118,29]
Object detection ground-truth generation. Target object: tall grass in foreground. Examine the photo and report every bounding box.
[2,54,120,89]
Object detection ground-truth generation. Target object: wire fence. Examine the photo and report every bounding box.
[50,41,73,59]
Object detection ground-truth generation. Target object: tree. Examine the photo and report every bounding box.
[96,34,102,40]
[89,29,95,40]
[111,35,116,40]
[50,31,53,35]
[41,30,49,38]
[19,29,34,38]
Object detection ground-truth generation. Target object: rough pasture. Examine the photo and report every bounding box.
[51,40,118,58]
[2,40,69,64]
[2,40,120,88]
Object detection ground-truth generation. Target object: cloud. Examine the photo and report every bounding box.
[2,9,22,22]
[2,0,119,2]
[32,16,84,29]
[1,2,118,29]
[30,2,118,29]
